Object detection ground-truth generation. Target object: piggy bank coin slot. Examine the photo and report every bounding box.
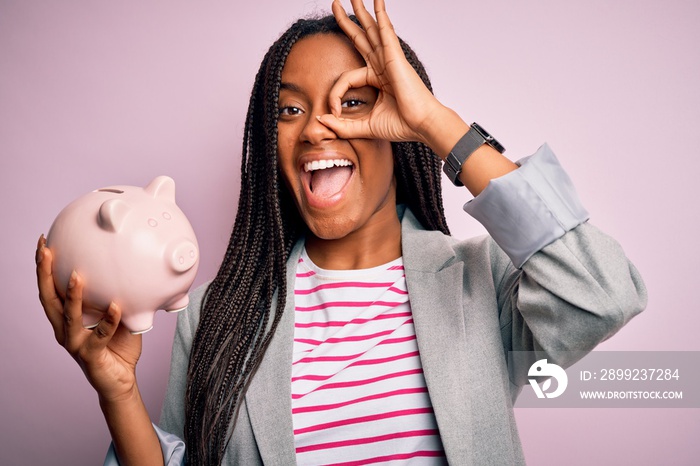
[96,189,124,194]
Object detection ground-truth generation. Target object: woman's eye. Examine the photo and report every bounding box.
[279,106,303,116]
[341,99,365,109]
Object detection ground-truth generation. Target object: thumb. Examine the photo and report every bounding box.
[317,114,372,140]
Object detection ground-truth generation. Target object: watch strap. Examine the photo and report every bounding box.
[442,122,504,187]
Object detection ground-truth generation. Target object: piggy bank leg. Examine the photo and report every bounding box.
[164,294,189,313]
[123,312,155,335]
[82,307,103,329]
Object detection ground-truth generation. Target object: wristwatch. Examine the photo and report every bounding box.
[442,122,505,186]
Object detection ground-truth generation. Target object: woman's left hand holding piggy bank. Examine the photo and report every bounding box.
[36,235,163,466]
[36,234,141,400]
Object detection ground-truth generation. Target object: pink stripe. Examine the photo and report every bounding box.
[387,286,408,295]
[325,450,445,465]
[291,351,420,382]
[296,270,315,278]
[292,387,428,414]
[292,335,416,365]
[293,328,403,346]
[387,265,405,271]
[294,409,435,435]
[293,352,363,365]
[295,428,438,452]
[295,300,405,312]
[378,335,417,345]
[295,281,399,295]
[350,350,419,367]
[294,311,412,329]
[292,368,423,399]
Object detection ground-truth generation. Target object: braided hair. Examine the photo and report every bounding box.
[184,14,450,465]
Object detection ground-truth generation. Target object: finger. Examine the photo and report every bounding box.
[62,270,90,352]
[84,302,121,354]
[349,0,382,49]
[332,0,373,59]
[317,113,372,140]
[327,67,373,117]
[36,236,66,342]
[374,0,403,56]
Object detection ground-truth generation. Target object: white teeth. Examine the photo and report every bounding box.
[304,159,353,172]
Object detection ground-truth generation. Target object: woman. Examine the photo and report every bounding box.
[36,0,646,464]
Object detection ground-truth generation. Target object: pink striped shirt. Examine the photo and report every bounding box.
[292,249,446,465]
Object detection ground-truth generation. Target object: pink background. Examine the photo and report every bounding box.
[2,0,699,464]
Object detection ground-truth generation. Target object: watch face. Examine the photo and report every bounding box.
[472,123,505,154]
[471,123,490,139]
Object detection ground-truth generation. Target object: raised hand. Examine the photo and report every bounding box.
[319,0,450,146]
[323,0,517,194]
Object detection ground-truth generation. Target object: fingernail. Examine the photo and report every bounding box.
[68,270,77,289]
[35,235,46,265]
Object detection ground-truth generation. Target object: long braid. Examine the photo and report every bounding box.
[185,15,448,465]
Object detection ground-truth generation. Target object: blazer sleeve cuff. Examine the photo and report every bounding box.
[463,143,590,268]
[103,424,186,466]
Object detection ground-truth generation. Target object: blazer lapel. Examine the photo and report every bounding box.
[401,209,473,463]
[244,241,303,465]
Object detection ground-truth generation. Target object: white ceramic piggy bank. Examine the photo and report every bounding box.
[46,176,199,334]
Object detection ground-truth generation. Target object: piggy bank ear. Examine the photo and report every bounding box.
[98,198,130,233]
[145,176,176,202]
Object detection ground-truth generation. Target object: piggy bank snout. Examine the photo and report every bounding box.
[167,239,198,273]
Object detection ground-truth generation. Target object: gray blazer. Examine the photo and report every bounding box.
[158,207,646,465]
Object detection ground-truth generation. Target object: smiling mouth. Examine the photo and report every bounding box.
[304,159,354,198]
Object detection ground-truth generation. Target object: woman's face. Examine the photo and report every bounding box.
[277,33,397,241]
